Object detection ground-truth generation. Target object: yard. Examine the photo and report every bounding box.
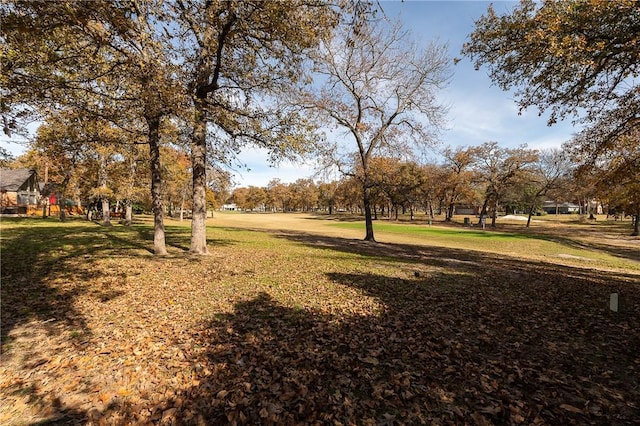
[1,213,639,425]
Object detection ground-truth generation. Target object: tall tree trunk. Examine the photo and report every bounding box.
[190,102,209,255]
[58,168,73,222]
[101,198,111,226]
[490,201,497,228]
[478,197,489,225]
[147,115,167,255]
[363,181,375,241]
[124,199,133,226]
[42,160,49,218]
[123,156,137,227]
[59,194,66,222]
[98,153,112,226]
[632,210,639,236]
[526,203,534,228]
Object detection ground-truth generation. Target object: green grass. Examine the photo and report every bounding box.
[329,220,640,273]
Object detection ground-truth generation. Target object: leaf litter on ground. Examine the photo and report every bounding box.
[0,216,639,425]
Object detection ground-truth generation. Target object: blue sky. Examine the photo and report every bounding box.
[235,1,580,187]
[2,1,579,187]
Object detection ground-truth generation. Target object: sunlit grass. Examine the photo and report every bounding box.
[328,220,640,273]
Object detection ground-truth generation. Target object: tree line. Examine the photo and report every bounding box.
[7,131,632,234]
[2,0,638,249]
[227,142,634,229]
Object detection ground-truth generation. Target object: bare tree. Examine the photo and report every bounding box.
[471,142,538,227]
[301,19,450,241]
[523,148,572,227]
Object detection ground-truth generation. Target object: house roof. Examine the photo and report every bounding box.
[0,168,36,192]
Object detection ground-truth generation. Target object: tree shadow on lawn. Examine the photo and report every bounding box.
[5,223,638,424]
[308,214,640,264]
[464,221,640,264]
[116,232,639,425]
[0,219,239,424]
[526,232,640,264]
[278,231,640,282]
[1,221,238,346]
[1,222,116,346]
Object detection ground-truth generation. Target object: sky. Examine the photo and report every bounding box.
[233,0,581,187]
[2,1,580,187]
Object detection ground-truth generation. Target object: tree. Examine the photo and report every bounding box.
[207,166,233,213]
[161,146,192,221]
[440,147,477,222]
[289,178,318,212]
[521,148,572,227]
[32,111,89,222]
[1,1,181,254]
[472,142,537,227]
[335,176,363,214]
[318,180,339,214]
[417,163,442,222]
[231,187,249,211]
[463,0,640,135]
[0,147,14,167]
[463,0,640,227]
[172,0,336,254]
[266,179,290,212]
[573,129,640,235]
[301,18,450,241]
[110,143,147,226]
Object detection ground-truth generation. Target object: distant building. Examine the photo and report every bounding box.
[542,201,580,214]
[454,204,480,216]
[0,168,41,215]
[222,203,238,211]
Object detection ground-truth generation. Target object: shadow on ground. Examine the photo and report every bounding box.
[102,231,639,424]
[3,221,639,424]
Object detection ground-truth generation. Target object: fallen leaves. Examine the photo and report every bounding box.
[1,220,639,425]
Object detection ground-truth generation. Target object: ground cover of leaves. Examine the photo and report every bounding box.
[1,217,639,425]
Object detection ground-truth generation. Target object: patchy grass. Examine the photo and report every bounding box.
[1,214,639,425]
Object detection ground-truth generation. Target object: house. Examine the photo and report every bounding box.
[0,168,41,215]
[542,200,580,214]
[222,203,238,211]
[454,204,480,216]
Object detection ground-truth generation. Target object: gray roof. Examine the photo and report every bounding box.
[0,168,36,191]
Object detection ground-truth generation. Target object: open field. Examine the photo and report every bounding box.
[1,213,639,425]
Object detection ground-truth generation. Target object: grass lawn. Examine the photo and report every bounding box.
[1,213,639,425]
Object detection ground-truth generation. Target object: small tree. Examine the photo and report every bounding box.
[523,148,572,227]
[472,142,538,227]
[440,147,477,222]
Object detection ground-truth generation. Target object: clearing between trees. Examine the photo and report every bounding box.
[1,213,638,425]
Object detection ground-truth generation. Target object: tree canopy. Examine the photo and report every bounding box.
[463,0,640,136]
[463,0,640,233]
